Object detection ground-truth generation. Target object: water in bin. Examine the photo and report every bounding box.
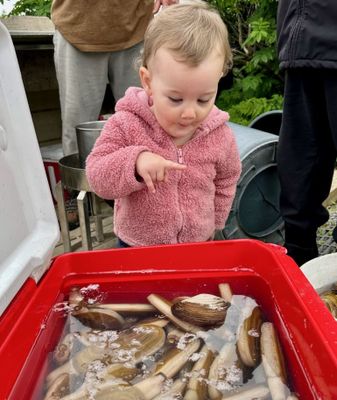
[222,122,284,244]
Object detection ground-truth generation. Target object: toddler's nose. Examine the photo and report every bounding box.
[181,107,196,119]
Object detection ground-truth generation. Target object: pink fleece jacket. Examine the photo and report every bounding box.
[86,87,241,246]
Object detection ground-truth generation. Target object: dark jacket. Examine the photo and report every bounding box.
[277,0,337,70]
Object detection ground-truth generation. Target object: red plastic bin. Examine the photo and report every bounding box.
[0,240,336,399]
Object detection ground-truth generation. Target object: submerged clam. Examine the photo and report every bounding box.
[237,306,263,367]
[72,307,125,330]
[171,294,230,327]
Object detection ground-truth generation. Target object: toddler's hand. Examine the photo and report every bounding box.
[136,151,186,193]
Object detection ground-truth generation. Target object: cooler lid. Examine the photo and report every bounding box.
[0,22,59,315]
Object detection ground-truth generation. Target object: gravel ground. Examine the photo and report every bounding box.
[317,201,337,255]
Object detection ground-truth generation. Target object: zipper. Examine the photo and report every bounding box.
[177,148,184,164]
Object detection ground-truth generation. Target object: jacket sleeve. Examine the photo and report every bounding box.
[86,116,149,199]
[214,127,242,229]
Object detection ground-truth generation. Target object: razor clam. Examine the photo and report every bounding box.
[64,375,165,400]
[152,378,187,399]
[92,303,156,314]
[154,339,201,378]
[184,344,214,400]
[47,324,166,386]
[261,322,288,400]
[237,306,263,367]
[136,316,169,328]
[72,307,125,330]
[166,326,186,343]
[147,294,203,334]
[208,342,244,400]
[218,283,233,303]
[54,333,76,365]
[56,364,139,400]
[172,294,230,327]
[220,384,270,399]
[43,373,69,400]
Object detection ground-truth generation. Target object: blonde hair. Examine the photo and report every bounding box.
[141,0,232,76]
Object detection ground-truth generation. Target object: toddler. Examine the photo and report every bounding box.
[86,1,242,247]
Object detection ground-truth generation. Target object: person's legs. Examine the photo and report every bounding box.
[325,70,337,244]
[54,30,110,156]
[108,41,143,102]
[277,69,336,265]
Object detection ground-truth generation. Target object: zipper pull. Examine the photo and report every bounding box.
[177,148,184,164]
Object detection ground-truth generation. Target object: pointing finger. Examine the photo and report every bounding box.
[165,160,187,171]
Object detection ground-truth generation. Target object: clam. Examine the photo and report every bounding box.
[93,303,156,315]
[219,384,270,399]
[136,316,169,328]
[218,283,233,303]
[184,344,214,400]
[58,364,139,400]
[260,322,288,400]
[72,307,125,330]
[47,324,166,387]
[63,375,165,400]
[147,294,203,334]
[53,333,75,365]
[208,342,245,400]
[167,326,186,343]
[69,287,85,311]
[153,378,187,399]
[237,306,263,367]
[43,373,69,400]
[46,345,107,387]
[154,339,201,378]
[171,294,230,327]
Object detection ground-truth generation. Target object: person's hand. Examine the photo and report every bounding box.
[136,151,186,193]
[153,0,178,14]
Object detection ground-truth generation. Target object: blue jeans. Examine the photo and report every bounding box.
[117,238,131,248]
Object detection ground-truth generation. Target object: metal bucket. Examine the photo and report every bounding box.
[222,122,284,244]
[248,110,283,136]
[76,121,106,168]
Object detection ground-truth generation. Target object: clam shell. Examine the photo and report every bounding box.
[260,322,287,383]
[68,287,85,311]
[72,307,125,330]
[237,306,263,367]
[43,373,69,400]
[171,294,230,327]
[46,324,166,387]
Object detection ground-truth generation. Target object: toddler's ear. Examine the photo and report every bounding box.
[139,66,152,96]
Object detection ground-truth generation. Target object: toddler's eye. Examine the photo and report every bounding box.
[168,97,182,103]
[198,99,210,104]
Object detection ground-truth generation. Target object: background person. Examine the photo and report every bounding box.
[51,0,177,157]
[86,1,242,248]
[277,0,337,265]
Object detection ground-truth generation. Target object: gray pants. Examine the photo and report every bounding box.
[53,30,142,156]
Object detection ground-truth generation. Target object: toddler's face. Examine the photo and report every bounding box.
[140,48,224,146]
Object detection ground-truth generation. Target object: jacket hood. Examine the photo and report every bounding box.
[115,87,230,138]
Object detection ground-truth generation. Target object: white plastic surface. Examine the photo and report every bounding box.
[301,253,337,293]
[0,22,59,315]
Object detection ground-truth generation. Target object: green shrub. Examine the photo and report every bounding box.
[208,0,283,125]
